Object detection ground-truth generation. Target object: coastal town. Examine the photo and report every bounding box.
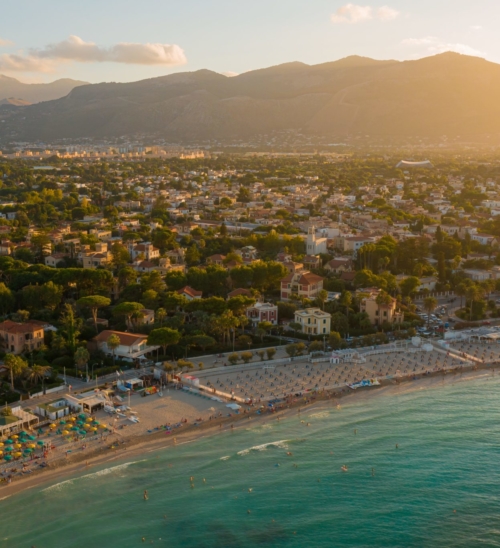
[1,150,500,482]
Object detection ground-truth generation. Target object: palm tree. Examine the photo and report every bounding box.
[423,296,438,328]
[74,347,90,379]
[107,334,121,365]
[340,291,352,320]
[4,354,28,391]
[156,308,167,326]
[455,282,467,309]
[27,364,51,388]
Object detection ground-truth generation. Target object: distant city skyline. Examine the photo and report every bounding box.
[0,0,496,83]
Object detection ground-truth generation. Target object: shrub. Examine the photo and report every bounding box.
[240,351,253,364]
[266,348,276,360]
[228,353,239,365]
[257,350,265,361]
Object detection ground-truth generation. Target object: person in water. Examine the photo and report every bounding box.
[144,490,148,500]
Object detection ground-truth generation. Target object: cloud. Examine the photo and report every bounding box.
[0,53,56,73]
[331,3,399,24]
[402,36,485,58]
[0,38,13,47]
[376,6,399,21]
[221,71,239,77]
[0,35,187,72]
[33,35,186,65]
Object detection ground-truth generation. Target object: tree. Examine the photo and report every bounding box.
[309,341,323,353]
[185,244,201,266]
[375,291,393,326]
[0,283,14,315]
[156,308,167,326]
[399,277,420,298]
[240,351,253,363]
[455,282,468,309]
[465,286,483,321]
[106,334,121,364]
[257,321,273,340]
[59,304,81,354]
[111,243,131,269]
[191,335,216,352]
[4,354,28,391]
[27,364,51,387]
[266,347,276,360]
[285,343,300,357]
[147,327,181,357]
[288,322,302,334]
[423,296,438,328]
[328,331,342,349]
[74,346,90,375]
[339,291,352,319]
[316,289,328,310]
[77,295,111,333]
[118,266,137,290]
[113,302,144,328]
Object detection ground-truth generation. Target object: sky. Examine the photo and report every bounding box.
[0,0,497,83]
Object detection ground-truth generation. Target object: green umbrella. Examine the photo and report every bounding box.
[71,426,79,431]
[79,430,87,435]
[59,420,66,425]
[76,421,84,426]
[4,440,13,445]
[4,446,12,452]
[78,414,86,419]
[37,441,45,446]
[92,421,100,426]
[28,435,36,441]
[4,455,12,461]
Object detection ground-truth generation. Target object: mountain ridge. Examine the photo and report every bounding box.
[1,52,500,141]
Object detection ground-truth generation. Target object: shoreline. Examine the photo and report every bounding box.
[2,362,496,499]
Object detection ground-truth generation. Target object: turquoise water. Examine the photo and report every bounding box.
[3,373,500,547]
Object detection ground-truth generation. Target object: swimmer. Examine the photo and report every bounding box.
[203,478,206,484]
[247,509,251,514]
[144,490,148,500]
[341,465,348,472]
[371,468,375,476]
[354,429,357,435]
[190,476,194,481]
[248,488,253,492]
[396,444,399,449]
[286,452,293,456]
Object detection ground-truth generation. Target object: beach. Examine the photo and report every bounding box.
[2,352,496,501]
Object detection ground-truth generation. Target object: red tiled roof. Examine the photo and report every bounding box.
[93,330,147,346]
[177,286,203,298]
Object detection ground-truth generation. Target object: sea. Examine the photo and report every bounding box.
[2,372,500,548]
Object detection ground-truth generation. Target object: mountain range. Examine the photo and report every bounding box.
[0,74,88,105]
[1,53,500,142]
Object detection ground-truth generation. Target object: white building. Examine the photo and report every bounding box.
[306,227,328,255]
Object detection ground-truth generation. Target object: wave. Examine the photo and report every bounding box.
[220,456,230,461]
[42,459,147,492]
[308,411,330,419]
[237,440,290,456]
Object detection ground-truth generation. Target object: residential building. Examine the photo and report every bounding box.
[0,320,45,354]
[130,242,160,261]
[294,308,331,335]
[359,290,403,327]
[90,330,159,359]
[280,271,324,300]
[177,286,203,300]
[246,302,278,327]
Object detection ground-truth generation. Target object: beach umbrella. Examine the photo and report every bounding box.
[27,444,36,449]
[19,431,27,436]
[79,430,87,435]
[86,417,92,422]
[92,421,100,426]
[59,420,66,425]
[0,451,3,456]
[10,435,18,439]
[99,424,106,429]
[70,426,79,431]
[4,446,12,452]
[62,430,69,436]
[37,440,45,446]
[4,455,12,461]
[76,421,84,426]
[14,452,22,458]
[4,440,13,445]
[78,414,86,419]
[91,427,98,432]
[28,435,36,441]
[49,424,56,429]
[14,443,22,449]
[0,443,4,447]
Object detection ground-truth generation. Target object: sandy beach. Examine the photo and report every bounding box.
[1,354,496,500]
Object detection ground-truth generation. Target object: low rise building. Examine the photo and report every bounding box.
[245,302,278,327]
[294,308,331,335]
[359,290,403,327]
[0,320,45,354]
